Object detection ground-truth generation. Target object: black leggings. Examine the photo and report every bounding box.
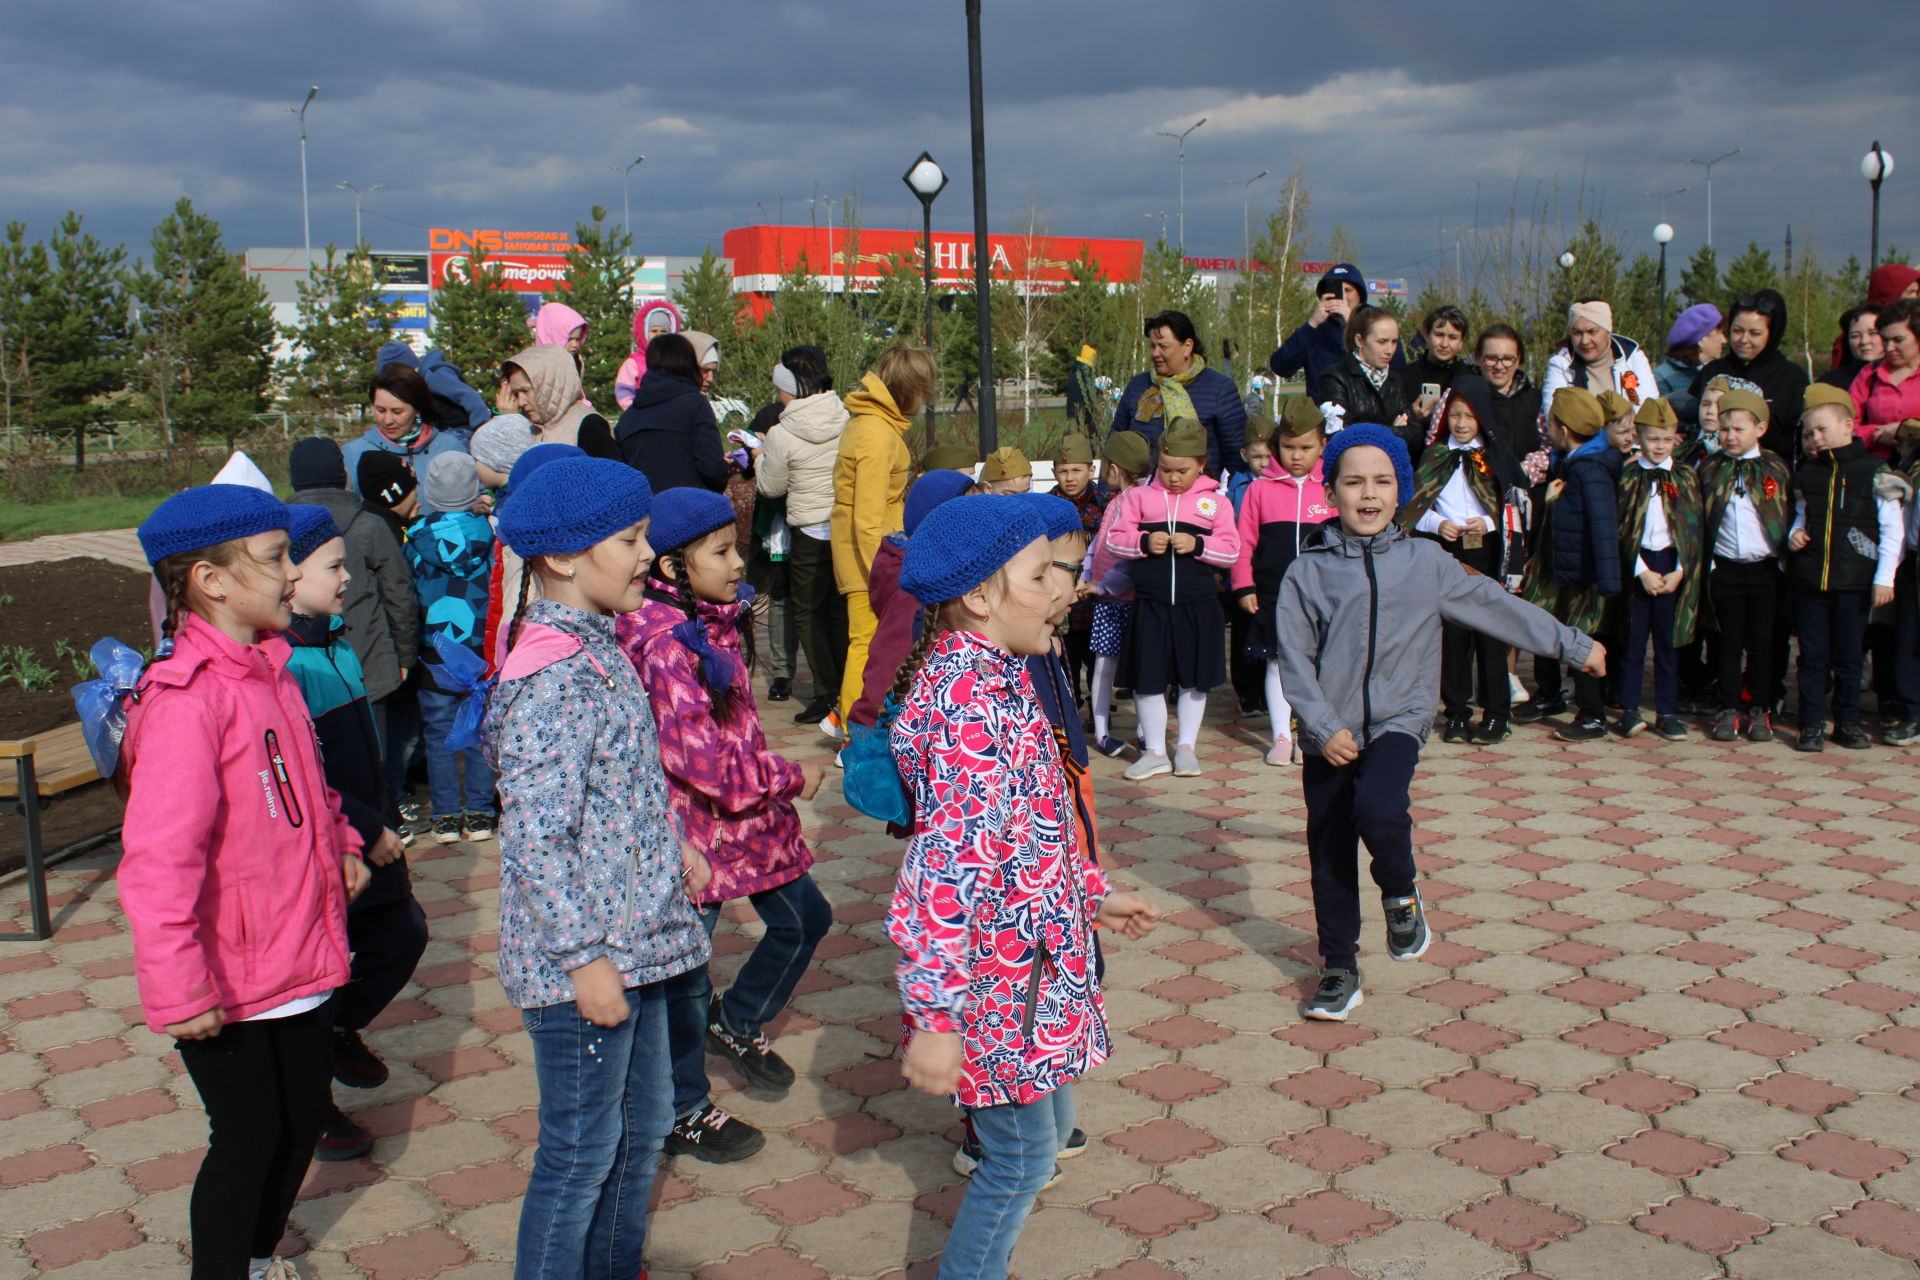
[177,1010,331,1279]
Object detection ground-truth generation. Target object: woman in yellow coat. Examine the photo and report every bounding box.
[829,344,937,732]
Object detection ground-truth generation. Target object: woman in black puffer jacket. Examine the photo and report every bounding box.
[1318,305,1418,460]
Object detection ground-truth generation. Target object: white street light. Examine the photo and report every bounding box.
[1154,117,1207,254]
[1653,225,1675,352]
[1653,223,1674,245]
[1864,141,1895,267]
[1558,251,1576,270]
[336,181,383,248]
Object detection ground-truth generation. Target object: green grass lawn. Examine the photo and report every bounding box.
[0,492,171,542]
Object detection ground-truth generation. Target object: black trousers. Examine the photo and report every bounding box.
[1439,538,1510,716]
[1302,733,1420,969]
[1708,558,1781,713]
[327,890,428,1033]
[1064,621,1095,704]
[1623,546,1680,716]
[177,1010,331,1279]
[1225,596,1264,709]
[786,532,846,702]
[1795,587,1871,727]
[1889,569,1920,721]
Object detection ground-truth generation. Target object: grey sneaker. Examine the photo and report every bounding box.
[1123,752,1172,780]
[1383,890,1431,960]
[1171,746,1202,777]
[1304,968,1364,1021]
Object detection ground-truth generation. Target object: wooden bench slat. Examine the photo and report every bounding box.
[0,723,101,798]
[0,739,36,759]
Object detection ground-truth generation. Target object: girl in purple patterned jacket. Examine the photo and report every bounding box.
[617,487,830,1166]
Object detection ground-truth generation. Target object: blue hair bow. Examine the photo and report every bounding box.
[72,638,148,777]
[670,585,754,698]
[423,634,495,753]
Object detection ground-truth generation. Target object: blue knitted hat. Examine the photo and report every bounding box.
[1011,492,1083,540]
[286,504,344,564]
[650,487,738,555]
[903,469,973,535]
[497,457,653,557]
[138,484,291,567]
[501,442,585,502]
[1321,424,1414,509]
[900,495,1049,607]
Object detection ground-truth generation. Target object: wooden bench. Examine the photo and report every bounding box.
[2,723,102,940]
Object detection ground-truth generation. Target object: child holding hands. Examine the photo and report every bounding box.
[121,486,371,1280]
[1277,425,1604,1021]
[889,496,1159,1280]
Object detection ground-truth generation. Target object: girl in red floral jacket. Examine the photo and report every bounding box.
[887,495,1160,1280]
[617,488,829,1166]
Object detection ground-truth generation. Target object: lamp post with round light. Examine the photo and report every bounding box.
[902,151,949,446]
[1863,142,1895,268]
[1653,223,1675,354]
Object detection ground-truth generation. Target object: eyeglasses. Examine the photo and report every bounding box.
[1480,354,1519,365]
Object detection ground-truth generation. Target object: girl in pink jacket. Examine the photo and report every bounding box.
[616,487,830,1165]
[120,485,369,1280]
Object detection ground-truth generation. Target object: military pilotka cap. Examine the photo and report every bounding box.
[1711,390,1766,427]
[921,442,977,472]
[980,446,1032,482]
[1102,430,1151,477]
[1801,384,1857,416]
[1635,397,1681,433]
[1160,416,1209,459]
[1597,389,1635,423]
[1275,394,1325,438]
[1053,434,1096,466]
[1550,387,1605,439]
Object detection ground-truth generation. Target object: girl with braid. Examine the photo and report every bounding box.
[616,487,830,1164]
[120,485,370,1280]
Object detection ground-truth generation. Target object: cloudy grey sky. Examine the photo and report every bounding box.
[2,1,1913,287]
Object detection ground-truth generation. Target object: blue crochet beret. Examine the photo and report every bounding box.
[501,442,585,502]
[497,457,653,557]
[1011,492,1083,540]
[900,495,1048,607]
[903,469,973,535]
[286,504,344,564]
[138,484,291,567]
[650,487,739,555]
[1321,424,1414,509]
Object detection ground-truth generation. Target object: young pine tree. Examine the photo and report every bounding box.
[285,246,396,417]
[544,207,636,408]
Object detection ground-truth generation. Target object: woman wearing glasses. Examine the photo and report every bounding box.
[1473,324,1545,464]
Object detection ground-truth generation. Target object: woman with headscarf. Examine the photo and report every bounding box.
[1541,299,1660,414]
[616,307,677,409]
[502,344,618,460]
[1820,303,1885,391]
[532,301,588,354]
[1687,290,1809,462]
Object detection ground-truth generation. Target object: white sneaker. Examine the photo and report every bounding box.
[1123,752,1172,780]
[1172,747,1202,777]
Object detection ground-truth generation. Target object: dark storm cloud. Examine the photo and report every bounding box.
[0,0,1911,298]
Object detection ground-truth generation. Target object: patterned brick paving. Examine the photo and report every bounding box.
[3,557,1920,1275]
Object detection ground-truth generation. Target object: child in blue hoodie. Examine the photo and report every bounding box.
[406,452,499,843]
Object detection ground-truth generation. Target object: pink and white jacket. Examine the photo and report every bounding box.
[1230,458,1334,598]
[888,630,1112,1108]
[1104,472,1241,604]
[617,588,813,905]
[119,613,363,1033]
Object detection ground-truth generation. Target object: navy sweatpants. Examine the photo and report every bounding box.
[1302,732,1420,969]
[1623,545,1680,716]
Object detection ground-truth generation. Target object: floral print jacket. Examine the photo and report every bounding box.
[484,599,709,1009]
[887,629,1112,1108]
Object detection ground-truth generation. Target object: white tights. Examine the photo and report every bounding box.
[1136,688,1208,755]
[1091,655,1120,739]
[1265,659,1295,744]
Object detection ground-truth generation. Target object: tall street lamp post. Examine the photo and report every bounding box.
[287,86,318,277]
[903,152,948,447]
[1155,117,1207,254]
[1683,148,1741,250]
[613,156,646,239]
[1653,222,1675,354]
[1863,142,1895,268]
[965,0,997,453]
[336,181,382,249]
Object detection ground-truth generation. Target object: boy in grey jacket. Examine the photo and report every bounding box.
[1277,424,1607,1020]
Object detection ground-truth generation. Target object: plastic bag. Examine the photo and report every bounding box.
[71,638,148,777]
[423,634,494,753]
[839,696,912,828]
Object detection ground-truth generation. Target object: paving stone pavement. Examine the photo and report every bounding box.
[4,685,1920,1278]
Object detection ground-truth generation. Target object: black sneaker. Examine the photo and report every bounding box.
[1746,711,1775,743]
[1794,725,1826,753]
[1304,968,1364,1021]
[332,1029,388,1089]
[1383,891,1430,961]
[1059,1127,1087,1159]
[1239,697,1264,717]
[314,1106,374,1162]
[1885,719,1920,746]
[431,815,463,844]
[767,678,792,703]
[397,798,427,825]
[1114,686,1133,702]
[1610,713,1648,739]
[664,1102,765,1163]
[1556,715,1607,742]
[1710,709,1740,742]
[1831,723,1872,750]
[1472,714,1511,744]
[461,812,497,842]
[1512,695,1567,724]
[793,697,832,726]
[1653,716,1690,742]
[951,1138,1063,1188]
[1440,714,1471,744]
[706,1004,795,1094]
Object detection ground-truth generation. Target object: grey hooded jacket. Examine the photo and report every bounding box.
[1277,521,1593,754]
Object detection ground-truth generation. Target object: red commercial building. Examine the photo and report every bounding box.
[722,225,1145,302]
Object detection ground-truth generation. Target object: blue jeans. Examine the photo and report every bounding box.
[940,1086,1077,1280]
[418,686,496,818]
[666,873,831,1117]
[517,982,673,1280]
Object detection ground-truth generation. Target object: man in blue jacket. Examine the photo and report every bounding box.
[1109,310,1246,475]
[1269,264,1404,394]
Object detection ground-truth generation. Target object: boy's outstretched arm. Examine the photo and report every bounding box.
[1431,549,1602,672]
